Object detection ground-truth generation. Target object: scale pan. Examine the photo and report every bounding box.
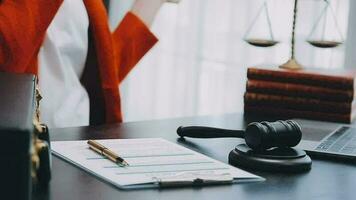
[307,40,342,48]
[245,39,278,47]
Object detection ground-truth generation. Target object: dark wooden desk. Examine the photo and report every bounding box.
[35,113,356,200]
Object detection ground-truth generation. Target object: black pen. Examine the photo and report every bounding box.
[87,140,129,167]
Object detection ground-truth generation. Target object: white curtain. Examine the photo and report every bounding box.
[109,0,350,122]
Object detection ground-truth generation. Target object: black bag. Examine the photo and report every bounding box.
[0,72,51,200]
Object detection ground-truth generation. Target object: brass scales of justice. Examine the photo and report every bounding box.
[243,0,345,70]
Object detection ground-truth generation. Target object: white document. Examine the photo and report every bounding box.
[51,138,264,189]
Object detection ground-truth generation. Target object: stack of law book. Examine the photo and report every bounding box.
[244,66,356,123]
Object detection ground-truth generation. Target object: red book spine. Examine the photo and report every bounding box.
[246,80,354,102]
[244,92,353,114]
[247,67,355,90]
[244,105,354,123]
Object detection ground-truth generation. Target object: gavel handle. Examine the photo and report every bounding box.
[177,126,245,138]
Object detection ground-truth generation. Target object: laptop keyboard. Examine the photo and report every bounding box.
[315,126,356,154]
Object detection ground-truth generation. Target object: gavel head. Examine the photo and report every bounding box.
[245,120,302,150]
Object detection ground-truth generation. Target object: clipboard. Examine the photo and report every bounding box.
[51,138,264,189]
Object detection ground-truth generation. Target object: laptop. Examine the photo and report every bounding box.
[295,119,356,160]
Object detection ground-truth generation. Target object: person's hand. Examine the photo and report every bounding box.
[132,0,181,27]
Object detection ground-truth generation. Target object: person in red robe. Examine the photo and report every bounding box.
[0,0,176,127]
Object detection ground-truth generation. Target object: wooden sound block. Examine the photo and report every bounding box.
[228,144,312,173]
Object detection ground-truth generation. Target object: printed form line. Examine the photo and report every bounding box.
[103,161,215,168]
[115,167,230,175]
[86,153,194,160]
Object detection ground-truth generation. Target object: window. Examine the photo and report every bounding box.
[110,0,351,122]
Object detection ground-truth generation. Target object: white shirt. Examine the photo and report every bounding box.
[38,0,90,128]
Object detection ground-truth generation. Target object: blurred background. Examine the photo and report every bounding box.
[107,0,355,122]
